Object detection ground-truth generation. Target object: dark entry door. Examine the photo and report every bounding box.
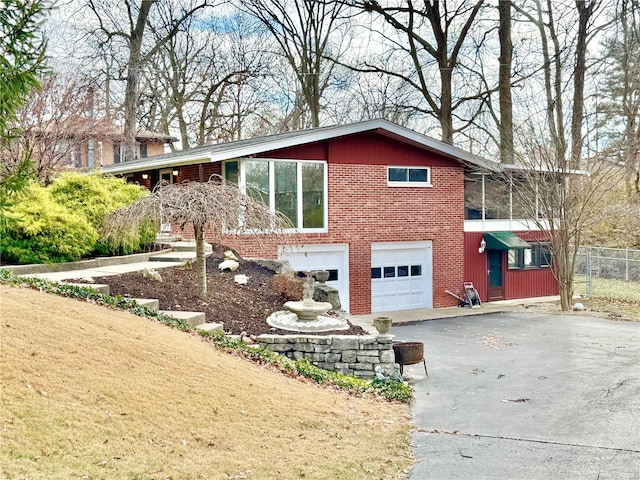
[487,250,504,300]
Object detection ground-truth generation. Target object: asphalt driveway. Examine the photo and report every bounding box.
[393,312,640,479]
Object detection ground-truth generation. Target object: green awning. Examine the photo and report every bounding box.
[483,232,531,250]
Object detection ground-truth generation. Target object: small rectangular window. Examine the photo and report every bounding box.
[388,167,407,182]
[388,167,431,186]
[327,269,338,281]
[508,250,520,269]
[371,267,382,279]
[224,160,239,184]
[397,266,409,277]
[384,266,396,278]
[409,168,428,182]
[113,142,121,164]
[523,248,534,268]
[539,244,552,267]
[411,265,422,276]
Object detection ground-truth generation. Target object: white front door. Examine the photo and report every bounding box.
[371,241,433,312]
[279,244,349,312]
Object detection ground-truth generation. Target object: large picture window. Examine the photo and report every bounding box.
[224,159,327,231]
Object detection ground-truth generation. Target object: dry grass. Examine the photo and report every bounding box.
[0,285,412,479]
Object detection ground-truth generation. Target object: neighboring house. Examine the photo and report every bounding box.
[101,119,558,315]
[31,116,176,170]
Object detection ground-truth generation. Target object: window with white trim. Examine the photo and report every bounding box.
[223,159,327,231]
[387,166,431,187]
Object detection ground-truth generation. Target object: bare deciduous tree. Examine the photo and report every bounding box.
[86,0,213,160]
[237,0,349,129]
[346,0,488,144]
[7,74,115,184]
[598,0,640,203]
[102,177,298,297]
[509,128,624,311]
[498,0,513,163]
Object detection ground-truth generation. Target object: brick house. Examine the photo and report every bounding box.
[33,116,176,170]
[101,119,558,315]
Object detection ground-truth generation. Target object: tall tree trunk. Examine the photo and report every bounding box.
[498,0,513,164]
[123,1,155,162]
[570,0,593,170]
[194,222,208,298]
[440,64,454,144]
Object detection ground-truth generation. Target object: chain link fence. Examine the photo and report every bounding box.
[575,246,640,298]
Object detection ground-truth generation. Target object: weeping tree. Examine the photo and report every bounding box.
[102,176,298,297]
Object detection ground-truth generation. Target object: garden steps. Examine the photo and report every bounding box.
[131,298,160,312]
[170,241,213,253]
[158,310,206,327]
[195,322,224,335]
[149,241,213,263]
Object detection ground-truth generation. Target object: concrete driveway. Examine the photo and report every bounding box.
[393,312,640,479]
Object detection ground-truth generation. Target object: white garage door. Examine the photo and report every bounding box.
[371,241,432,312]
[278,244,350,312]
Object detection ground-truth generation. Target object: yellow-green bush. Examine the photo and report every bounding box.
[1,182,98,264]
[1,174,158,264]
[48,173,157,255]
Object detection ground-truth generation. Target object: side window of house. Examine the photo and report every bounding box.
[508,244,552,269]
[113,142,121,164]
[224,161,239,184]
[140,142,148,158]
[388,167,431,187]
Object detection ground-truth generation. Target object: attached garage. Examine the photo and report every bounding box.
[278,244,350,312]
[371,241,433,312]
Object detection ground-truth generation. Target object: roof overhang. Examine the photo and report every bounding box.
[483,232,531,250]
[100,119,501,176]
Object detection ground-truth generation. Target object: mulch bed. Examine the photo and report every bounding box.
[91,246,366,337]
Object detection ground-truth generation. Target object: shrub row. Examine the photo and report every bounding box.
[0,269,414,403]
[0,173,155,264]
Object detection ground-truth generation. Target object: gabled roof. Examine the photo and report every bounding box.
[99,119,500,175]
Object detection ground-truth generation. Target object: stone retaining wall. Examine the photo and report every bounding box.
[257,334,396,378]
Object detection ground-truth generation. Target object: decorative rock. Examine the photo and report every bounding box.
[379,349,396,363]
[573,302,585,311]
[224,250,239,261]
[218,259,240,271]
[331,337,359,350]
[313,285,342,310]
[234,274,248,285]
[142,267,163,282]
[341,350,357,363]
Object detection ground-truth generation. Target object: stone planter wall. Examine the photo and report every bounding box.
[256,334,396,378]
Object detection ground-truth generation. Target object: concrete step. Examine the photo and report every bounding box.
[61,282,110,294]
[131,298,159,312]
[159,310,206,327]
[170,241,213,253]
[149,251,213,263]
[155,233,180,244]
[195,322,224,335]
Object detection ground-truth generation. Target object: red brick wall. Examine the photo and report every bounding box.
[211,162,464,314]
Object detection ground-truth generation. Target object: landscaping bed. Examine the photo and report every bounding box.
[92,246,366,336]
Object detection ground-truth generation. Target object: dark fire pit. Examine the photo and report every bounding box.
[393,341,428,376]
